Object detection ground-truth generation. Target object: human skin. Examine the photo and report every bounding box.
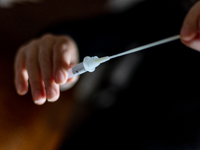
[180,1,200,51]
[14,34,79,105]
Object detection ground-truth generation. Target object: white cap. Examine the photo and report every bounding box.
[83,56,110,72]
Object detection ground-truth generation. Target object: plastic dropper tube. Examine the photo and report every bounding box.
[68,56,110,79]
[67,35,180,79]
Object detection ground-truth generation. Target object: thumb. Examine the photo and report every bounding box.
[180,2,200,50]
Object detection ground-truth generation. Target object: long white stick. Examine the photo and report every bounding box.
[67,35,181,79]
[109,35,180,59]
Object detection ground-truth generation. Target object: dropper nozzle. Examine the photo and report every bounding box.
[94,56,110,64]
[83,56,110,72]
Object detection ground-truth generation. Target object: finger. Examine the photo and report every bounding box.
[38,40,60,102]
[180,2,200,42]
[26,46,46,105]
[53,38,72,84]
[60,75,79,91]
[14,48,29,95]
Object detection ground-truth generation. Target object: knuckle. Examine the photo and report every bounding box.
[39,34,55,49]
[41,34,53,42]
[56,35,70,45]
[17,45,26,53]
[16,45,27,59]
[54,40,69,55]
[28,38,40,47]
[42,33,53,39]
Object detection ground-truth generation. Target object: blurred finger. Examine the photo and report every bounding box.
[181,2,200,42]
[14,48,29,95]
[53,38,72,84]
[38,36,60,102]
[26,46,46,105]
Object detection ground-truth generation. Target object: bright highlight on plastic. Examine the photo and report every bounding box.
[67,56,110,79]
[67,35,180,79]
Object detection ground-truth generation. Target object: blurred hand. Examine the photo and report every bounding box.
[180,1,200,51]
[14,34,79,105]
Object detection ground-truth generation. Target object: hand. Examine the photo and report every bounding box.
[14,34,79,105]
[180,1,200,51]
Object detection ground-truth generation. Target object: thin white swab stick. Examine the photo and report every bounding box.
[67,35,181,79]
[109,35,180,59]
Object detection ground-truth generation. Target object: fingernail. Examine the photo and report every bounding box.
[34,91,46,105]
[47,88,57,102]
[34,99,46,105]
[56,70,66,84]
[17,84,23,94]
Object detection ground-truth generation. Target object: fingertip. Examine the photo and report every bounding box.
[16,85,27,95]
[60,76,79,91]
[47,97,59,103]
[15,81,28,95]
[55,70,68,85]
[180,24,199,49]
[47,87,60,102]
[180,24,197,42]
[33,91,46,105]
[34,98,46,105]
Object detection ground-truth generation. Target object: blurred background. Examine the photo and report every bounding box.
[1,0,200,150]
